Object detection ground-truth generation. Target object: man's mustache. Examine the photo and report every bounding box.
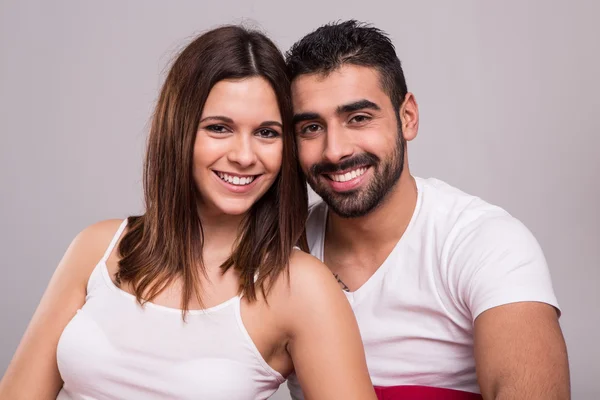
[310,153,379,176]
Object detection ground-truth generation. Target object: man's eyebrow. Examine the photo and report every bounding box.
[199,115,234,124]
[292,112,321,125]
[336,99,381,114]
[292,99,380,125]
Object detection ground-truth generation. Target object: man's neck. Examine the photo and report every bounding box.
[326,170,418,255]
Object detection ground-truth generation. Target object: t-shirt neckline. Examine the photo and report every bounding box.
[318,177,425,305]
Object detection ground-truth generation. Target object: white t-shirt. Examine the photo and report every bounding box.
[288,177,559,397]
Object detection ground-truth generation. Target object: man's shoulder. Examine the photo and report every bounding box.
[418,178,541,263]
[417,177,511,229]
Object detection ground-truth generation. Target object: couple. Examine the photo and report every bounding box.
[0,20,569,400]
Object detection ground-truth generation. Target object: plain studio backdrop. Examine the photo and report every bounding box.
[1,1,598,398]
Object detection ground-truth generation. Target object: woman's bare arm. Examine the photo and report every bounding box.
[276,251,376,400]
[0,220,122,399]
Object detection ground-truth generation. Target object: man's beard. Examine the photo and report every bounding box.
[306,134,405,218]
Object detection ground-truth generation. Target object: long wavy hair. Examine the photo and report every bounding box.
[116,26,308,316]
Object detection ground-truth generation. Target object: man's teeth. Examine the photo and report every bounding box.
[328,167,368,182]
[217,172,256,186]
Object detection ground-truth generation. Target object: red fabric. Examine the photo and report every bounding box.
[373,385,483,400]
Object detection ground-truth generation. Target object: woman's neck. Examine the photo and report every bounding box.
[197,207,247,262]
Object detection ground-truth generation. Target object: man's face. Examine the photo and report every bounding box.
[292,64,405,218]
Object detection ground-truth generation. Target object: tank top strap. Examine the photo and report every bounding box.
[250,245,301,290]
[100,218,129,263]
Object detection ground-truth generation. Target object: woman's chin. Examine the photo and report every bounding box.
[221,207,250,216]
[211,199,255,217]
[199,190,267,218]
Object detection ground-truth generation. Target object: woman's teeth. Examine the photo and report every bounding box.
[217,172,256,186]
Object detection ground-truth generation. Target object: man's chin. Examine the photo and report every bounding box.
[327,203,371,219]
[313,191,366,217]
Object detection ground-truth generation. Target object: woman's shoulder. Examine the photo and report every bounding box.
[268,249,345,312]
[287,249,334,287]
[71,219,125,255]
[79,218,125,238]
[264,249,357,351]
[59,219,126,280]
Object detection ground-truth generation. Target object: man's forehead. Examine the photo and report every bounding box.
[291,65,385,112]
[292,65,387,113]
[292,65,381,90]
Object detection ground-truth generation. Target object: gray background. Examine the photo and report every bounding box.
[1,1,598,398]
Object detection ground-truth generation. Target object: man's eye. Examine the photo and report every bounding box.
[349,115,370,124]
[301,124,322,134]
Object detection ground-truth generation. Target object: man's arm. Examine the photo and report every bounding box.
[474,302,569,399]
[448,213,570,399]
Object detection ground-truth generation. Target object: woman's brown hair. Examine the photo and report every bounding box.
[116,26,308,316]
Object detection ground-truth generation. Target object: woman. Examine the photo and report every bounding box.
[0,26,376,399]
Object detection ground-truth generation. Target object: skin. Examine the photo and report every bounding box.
[0,77,376,400]
[292,64,570,399]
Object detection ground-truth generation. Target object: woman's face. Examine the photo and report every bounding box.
[193,77,283,217]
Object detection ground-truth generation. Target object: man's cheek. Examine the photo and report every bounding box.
[296,149,312,174]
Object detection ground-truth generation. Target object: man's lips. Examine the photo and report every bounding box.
[318,166,372,192]
[322,165,370,182]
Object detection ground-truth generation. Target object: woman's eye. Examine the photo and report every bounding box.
[206,125,228,133]
[257,128,280,138]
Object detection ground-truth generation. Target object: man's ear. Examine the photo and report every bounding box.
[400,92,419,142]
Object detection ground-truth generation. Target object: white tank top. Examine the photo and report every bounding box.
[56,219,284,399]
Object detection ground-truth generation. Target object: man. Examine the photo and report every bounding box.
[285,20,570,399]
